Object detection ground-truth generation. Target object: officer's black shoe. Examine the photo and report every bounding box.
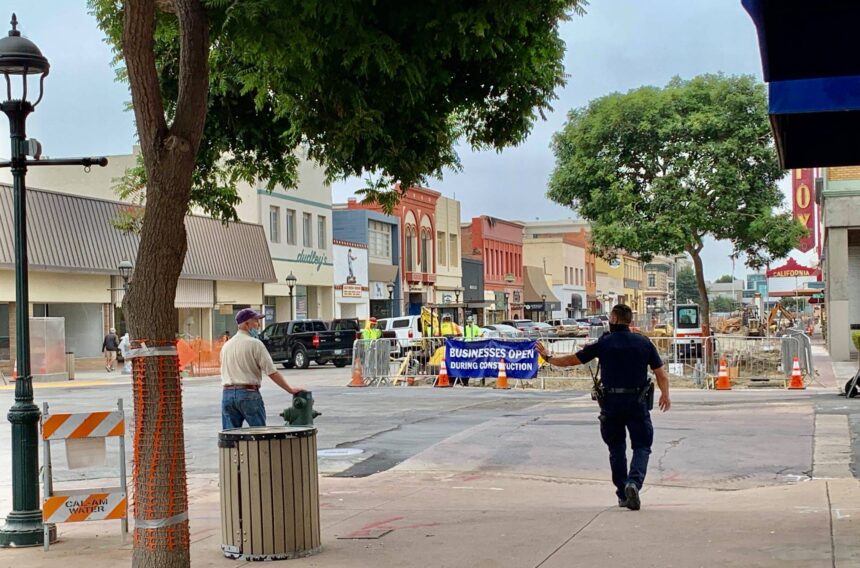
[624,483,641,511]
[617,498,628,508]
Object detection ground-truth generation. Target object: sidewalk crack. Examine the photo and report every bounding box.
[657,436,686,476]
[533,505,613,568]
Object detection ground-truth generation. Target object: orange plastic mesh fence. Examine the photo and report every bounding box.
[175,337,226,376]
[131,339,190,551]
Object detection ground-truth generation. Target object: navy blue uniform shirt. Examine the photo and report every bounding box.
[575,328,663,389]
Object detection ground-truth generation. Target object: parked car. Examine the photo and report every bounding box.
[548,318,586,337]
[481,324,524,339]
[573,318,594,334]
[530,322,559,338]
[500,319,540,337]
[260,319,358,369]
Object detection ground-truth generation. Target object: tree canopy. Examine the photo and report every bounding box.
[91,0,585,214]
[675,266,703,306]
[548,73,805,330]
[715,274,735,284]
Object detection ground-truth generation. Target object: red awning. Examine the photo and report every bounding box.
[766,258,819,278]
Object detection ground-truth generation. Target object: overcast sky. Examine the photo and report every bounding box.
[2,1,814,281]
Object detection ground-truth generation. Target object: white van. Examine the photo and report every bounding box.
[376,315,423,341]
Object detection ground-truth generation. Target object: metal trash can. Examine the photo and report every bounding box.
[65,351,75,380]
[219,427,321,561]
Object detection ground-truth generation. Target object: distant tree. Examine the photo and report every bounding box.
[675,266,704,306]
[711,296,737,313]
[548,74,806,336]
[715,274,735,284]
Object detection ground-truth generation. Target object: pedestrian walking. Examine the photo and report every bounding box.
[102,327,120,372]
[220,308,304,429]
[536,304,670,510]
[118,332,132,375]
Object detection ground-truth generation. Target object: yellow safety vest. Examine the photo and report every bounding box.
[362,328,382,340]
[464,324,482,339]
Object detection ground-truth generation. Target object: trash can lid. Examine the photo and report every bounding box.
[219,426,316,442]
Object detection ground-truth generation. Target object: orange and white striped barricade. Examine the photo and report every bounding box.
[41,399,128,550]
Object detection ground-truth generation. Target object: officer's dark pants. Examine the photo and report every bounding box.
[599,395,654,499]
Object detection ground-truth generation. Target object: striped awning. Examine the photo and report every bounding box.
[0,184,276,283]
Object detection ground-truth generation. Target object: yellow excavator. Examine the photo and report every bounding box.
[766,302,796,333]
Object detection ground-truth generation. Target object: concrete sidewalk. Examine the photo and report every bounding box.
[5,470,860,568]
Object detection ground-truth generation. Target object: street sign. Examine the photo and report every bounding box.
[813,293,824,299]
[808,282,825,289]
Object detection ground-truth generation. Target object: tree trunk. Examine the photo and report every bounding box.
[688,248,710,337]
[121,1,209,566]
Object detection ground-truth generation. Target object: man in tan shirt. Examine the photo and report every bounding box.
[220,308,303,429]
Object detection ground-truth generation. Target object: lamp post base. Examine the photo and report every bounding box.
[0,513,55,548]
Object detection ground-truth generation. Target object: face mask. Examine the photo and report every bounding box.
[249,328,260,338]
[609,323,629,333]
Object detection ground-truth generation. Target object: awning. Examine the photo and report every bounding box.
[0,184,276,283]
[743,0,860,168]
[369,262,398,283]
[523,265,561,310]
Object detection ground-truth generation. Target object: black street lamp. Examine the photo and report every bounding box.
[541,293,547,323]
[285,271,297,320]
[386,282,395,317]
[504,292,510,321]
[454,287,463,324]
[0,15,107,548]
[118,259,133,293]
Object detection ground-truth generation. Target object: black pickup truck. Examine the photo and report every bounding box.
[260,319,360,369]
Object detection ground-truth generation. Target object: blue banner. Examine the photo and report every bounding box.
[445,339,539,380]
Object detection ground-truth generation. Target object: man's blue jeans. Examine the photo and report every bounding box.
[222,389,267,429]
[599,395,654,499]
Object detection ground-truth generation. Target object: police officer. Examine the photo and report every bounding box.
[536,304,670,511]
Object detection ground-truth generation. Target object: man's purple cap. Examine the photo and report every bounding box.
[236,308,265,325]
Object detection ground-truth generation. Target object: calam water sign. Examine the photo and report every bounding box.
[445,339,539,380]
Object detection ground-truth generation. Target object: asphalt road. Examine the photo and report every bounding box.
[1,365,857,515]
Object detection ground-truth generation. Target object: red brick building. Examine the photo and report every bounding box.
[347,186,440,315]
[461,216,524,323]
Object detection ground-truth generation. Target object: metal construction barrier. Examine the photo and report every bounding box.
[350,332,814,390]
[41,399,128,550]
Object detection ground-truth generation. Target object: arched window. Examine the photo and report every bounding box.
[405,225,416,271]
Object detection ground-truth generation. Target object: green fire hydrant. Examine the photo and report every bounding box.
[281,391,321,426]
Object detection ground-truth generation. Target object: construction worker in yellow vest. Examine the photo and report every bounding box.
[464,316,483,340]
[362,317,382,340]
[440,314,462,338]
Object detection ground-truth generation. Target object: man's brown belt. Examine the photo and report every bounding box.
[223,384,260,391]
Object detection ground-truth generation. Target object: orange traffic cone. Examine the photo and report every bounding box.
[788,356,805,390]
[10,361,16,382]
[347,356,367,387]
[435,360,452,388]
[494,358,510,390]
[715,358,731,390]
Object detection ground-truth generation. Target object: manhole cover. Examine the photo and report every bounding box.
[318,448,364,458]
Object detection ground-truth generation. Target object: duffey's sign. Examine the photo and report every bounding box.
[792,169,815,253]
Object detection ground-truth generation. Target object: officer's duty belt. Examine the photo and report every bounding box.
[604,387,640,394]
